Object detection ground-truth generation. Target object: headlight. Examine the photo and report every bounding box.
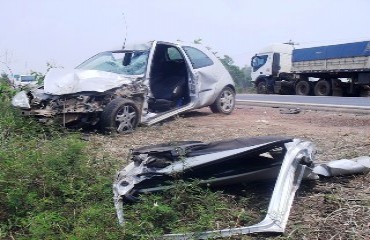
[11,91,31,109]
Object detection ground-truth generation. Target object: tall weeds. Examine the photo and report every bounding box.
[0,80,123,239]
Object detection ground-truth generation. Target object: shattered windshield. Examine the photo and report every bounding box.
[76,51,149,75]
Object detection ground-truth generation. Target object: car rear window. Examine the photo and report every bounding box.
[182,46,214,69]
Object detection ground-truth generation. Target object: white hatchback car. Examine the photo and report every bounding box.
[12,40,235,133]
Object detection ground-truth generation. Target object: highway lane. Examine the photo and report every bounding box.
[236,94,370,110]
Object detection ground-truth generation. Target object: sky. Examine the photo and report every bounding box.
[0,0,369,74]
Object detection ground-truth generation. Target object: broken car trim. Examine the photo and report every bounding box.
[113,136,370,239]
[113,137,316,238]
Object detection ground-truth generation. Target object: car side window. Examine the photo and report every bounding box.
[167,47,183,61]
[182,46,214,69]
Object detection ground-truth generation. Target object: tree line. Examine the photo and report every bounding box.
[193,38,252,93]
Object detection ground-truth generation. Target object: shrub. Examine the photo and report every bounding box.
[0,93,123,239]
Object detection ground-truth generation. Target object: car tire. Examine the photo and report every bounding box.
[100,98,140,133]
[257,81,267,94]
[295,80,310,95]
[314,79,332,96]
[210,86,235,114]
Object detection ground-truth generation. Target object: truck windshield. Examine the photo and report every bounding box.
[20,75,36,82]
[251,55,268,72]
[76,51,149,75]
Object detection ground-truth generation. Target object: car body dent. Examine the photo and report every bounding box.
[44,69,137,95]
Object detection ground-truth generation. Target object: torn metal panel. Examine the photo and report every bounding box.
[113,136,316,238]
[163,140,315,239]
[313,156,370,177]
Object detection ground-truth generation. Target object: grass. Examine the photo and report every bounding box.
[121,180,266,239]
[124,181,229,237]
[0,80,123,239]
[0,121,122,239]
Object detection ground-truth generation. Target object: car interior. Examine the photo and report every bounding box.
[148,44,190,112]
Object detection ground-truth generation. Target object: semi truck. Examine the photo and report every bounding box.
[251,41,370,96]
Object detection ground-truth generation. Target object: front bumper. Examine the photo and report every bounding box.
[11,91,31,109]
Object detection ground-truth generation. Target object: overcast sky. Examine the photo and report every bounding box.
[0,0,369,74]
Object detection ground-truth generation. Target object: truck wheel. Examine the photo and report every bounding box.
[314,80,332,96]
[100,98,140,133]
[295,81,310,95]
[210,86,235,114]
[257,81,267,94]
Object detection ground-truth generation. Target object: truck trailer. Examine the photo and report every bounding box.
[251,41,370,96]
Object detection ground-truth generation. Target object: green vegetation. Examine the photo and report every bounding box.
[193,38,253,93]
[31,62,60,85]
[123,180,246,239]
[0,73,15,100]
[219,55,253,93]
[0,76,123,239]
[0,76,257,239]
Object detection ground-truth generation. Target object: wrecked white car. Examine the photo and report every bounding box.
[11,40,235,132]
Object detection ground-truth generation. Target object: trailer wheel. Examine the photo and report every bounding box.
[314,79,332,96]
[100,98,140,134]
[257,81,267,94]
[295,81,310,95]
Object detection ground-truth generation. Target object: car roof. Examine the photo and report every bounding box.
[122,40,205,51]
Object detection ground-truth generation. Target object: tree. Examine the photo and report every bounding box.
[219,55,248,93]
[191,39,249,92]
[241,65,252,87]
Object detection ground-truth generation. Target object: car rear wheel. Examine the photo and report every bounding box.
[100,98,140,133]
[210,86,235,114]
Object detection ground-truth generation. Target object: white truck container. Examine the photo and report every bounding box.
[251,41,370,96]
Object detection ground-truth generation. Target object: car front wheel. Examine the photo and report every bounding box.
[210,86,235,114]
[100,98,140,133]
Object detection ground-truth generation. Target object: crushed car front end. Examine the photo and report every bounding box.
[12,88,60,122]
[12,48,150,128]
[12,81,147,126]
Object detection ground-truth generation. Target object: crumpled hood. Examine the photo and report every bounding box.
[44,68,136,95]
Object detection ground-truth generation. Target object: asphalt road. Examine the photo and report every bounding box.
[236,94,370,110]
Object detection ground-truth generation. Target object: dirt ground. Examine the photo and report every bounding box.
[90,105,370,239]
